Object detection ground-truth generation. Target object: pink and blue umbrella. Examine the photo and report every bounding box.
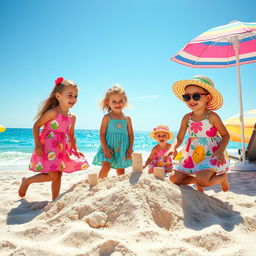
[171,21,256,163]
[172,21,256,68]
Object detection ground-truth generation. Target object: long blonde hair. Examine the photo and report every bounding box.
[35,79,78,120]
[100,85,128,113]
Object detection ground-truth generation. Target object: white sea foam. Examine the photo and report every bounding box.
[0,151,31,166]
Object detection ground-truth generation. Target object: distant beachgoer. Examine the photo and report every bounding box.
[143,125,173,174]
[18,77,89,200]
[165,75,230,192]
[92,85,134,178]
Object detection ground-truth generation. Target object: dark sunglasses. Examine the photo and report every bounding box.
[182,93,209,102]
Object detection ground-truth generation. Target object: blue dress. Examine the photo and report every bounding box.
[92,115,132,168]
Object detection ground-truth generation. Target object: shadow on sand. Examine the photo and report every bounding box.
[129,171,142,184]
[180,185,243,231]
[205,171,256,196]
[7,199,48,225]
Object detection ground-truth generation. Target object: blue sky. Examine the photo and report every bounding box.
[1,0,255,131]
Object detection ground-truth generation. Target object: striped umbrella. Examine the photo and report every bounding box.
[224,110,256,143]
[171,20,256,163]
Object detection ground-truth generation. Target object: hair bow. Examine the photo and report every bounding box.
[55,77,64,86]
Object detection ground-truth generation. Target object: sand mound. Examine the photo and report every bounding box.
[41,173,241,231]
[1,171,256,256]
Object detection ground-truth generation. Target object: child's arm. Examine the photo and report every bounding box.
[100,115,113,159]
[210,112,230,161]
[69,115,84,157]
[165,114,189,157]
[143,146,157,169]
[33,109,57,156]
[126,116,134,159]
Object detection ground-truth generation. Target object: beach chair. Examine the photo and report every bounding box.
[229,123,256,163]
[245,123,256,162]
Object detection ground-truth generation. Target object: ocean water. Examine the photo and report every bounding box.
[0,128,243,171]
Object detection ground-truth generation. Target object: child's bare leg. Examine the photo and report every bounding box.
[169,170,204,191]
[51,172,62,200]
[169,170,195,185]
[195,182,205,192]
[116,168,125,176]
[98,162,111,179]
[18,172,60,197]
[196,170,229,192]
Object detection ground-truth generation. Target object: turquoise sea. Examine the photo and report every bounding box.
[0,128,242,171]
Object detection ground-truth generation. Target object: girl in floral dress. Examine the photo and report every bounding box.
[166,75,229,192]
[18,77,89,200]
[143,125,173,174]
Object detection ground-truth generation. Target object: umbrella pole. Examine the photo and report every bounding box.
[233,39,246,163]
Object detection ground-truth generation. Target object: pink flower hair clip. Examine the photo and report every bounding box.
[55,77,64,86]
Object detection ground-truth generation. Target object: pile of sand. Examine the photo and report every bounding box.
[1,171,256,256]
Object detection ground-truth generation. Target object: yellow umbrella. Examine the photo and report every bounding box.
[0,125,6,132]
[224,110,256,143]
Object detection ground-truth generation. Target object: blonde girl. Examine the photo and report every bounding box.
[166,75,229,192]
[92,85,134,178]
[18,77,89,200]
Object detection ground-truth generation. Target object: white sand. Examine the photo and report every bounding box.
[0,166,256,256]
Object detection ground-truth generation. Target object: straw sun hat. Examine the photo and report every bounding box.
[172,75,223,110]
[150,125,173,140]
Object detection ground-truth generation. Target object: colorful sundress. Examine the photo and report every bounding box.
[92,115,132,169]
[174,112,229,174]
[148,149,173,173]
[29,112,89,173]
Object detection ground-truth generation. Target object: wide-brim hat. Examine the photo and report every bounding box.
[150,125,173,140]
[172,75,223,110]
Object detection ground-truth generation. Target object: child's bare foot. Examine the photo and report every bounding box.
[221,173,229,192]
[196,183,204,192]
[18,178,29,197]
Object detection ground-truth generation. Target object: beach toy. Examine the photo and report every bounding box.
[132,152,143,172]
[0,125,6,132]
[153,167,165,180]
[88,173,99,186]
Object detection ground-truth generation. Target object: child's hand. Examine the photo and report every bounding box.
[35,144,44,157]
[212,149,225,165]
[126,148,133,159]
[103,147,113,159]
[74,150,84,158]
[164,148,177,159]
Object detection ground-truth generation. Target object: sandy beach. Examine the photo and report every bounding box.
[0,164,255,256]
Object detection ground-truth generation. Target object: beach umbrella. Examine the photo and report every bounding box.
[224,109,256,143]
[171,20,256,163]
[0,125,6,132]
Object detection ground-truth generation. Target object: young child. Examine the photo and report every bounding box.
[18,77,89,200]
[92,85,134,178]
[166,75,230,192]
[143,125,173,173]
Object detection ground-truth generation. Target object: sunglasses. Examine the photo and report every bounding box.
[182,93,209,102]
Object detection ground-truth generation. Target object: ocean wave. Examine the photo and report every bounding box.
[0,151,32,166]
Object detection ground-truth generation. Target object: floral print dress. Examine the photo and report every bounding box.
[148,150,173,173]
[174,112,229,174]
[29,113,89,173]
